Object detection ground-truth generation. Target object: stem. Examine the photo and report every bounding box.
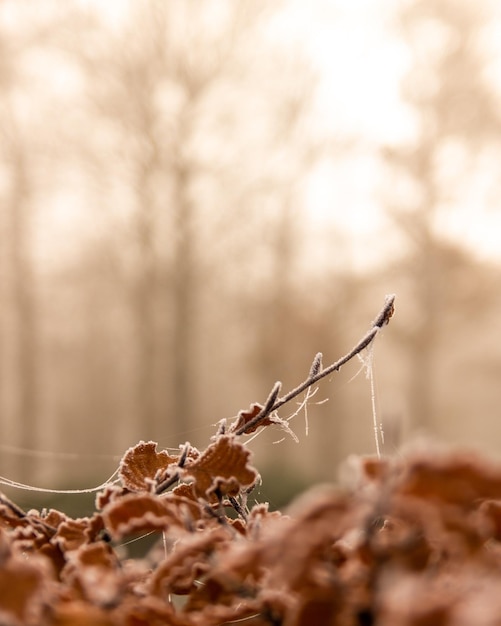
[235,294,395,437]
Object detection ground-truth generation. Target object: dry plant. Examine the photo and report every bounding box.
[5,294,501,625]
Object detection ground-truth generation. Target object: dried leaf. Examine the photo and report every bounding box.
[150,527,228,597]
[0,552,49,626]
[114,595,188,626]
[183,435,258,499]
[119,441,179,492]
[43,509,68,528]
[229,403,275,435]
[398,450,501,508]
[53,518,93,553]
[63,543,122,608]
[95,484,129,510]
[50,600,116,626]
[102,492,183,540]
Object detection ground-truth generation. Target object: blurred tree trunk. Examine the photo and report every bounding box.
[131,127,161,441]
[56,0,328,453]
[385,0,501,433]
[171,152,197,438]
[254,200,297,388]
[5,132,39,481]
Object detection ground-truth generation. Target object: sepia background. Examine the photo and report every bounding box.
[1,0,501,510]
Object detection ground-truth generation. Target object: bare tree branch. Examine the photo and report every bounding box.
[234,294,396,436]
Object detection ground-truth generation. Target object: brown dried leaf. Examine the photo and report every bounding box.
[228,518,247,535]
[0,504,30,531]
[163,487,204,523]
[265,486,361,593]
[119,441,178,492]
[50,600,116,626]
[0,553,49,626]
[95,484,129,510]
[9,523,49,556]
[230,403,275,435]
[187,598,264,626]
[63,542,122,608]
[172,482,199,503]
[398,450,501,508]
[102,492,183,540]
[43,509,68,528]
[114,595,189,626]
[378,570,456,625]
[75,542,118,569]
[479,500,501,541]
[183,435,258,499]
[370,508,432,571]
[53,518,93,553]
[48,514,104,557]
[247,503,282,533]
[150,527,229,597]
[293,586,343,626]
[360,456,391,483]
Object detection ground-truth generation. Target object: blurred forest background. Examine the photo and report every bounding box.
[2,0,501,506]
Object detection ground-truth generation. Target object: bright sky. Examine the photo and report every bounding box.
[277,0,501,268]
[32,0,501,270]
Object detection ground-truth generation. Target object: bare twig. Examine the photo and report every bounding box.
[155,441,190,494]
[0,492,58,536]
[235,294,395,437]
[228,495,248,521]
[0,492,26,519]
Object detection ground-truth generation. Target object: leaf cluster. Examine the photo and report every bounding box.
[14,297,490,626]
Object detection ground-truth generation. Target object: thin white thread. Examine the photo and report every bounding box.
[243,387,325,446]
[0,439,186,496]
[362,342,381,458]
[163,530,168,560]
[0,467,120,494]
[119,530,157,547]
[346,359,369,385]
[0,442,123,461]
[221,613,261,624]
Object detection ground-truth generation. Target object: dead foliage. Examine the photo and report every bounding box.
[4,444,501,624]
[14,296,501,624]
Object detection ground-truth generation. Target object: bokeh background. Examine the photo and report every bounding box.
[2,0,501,509]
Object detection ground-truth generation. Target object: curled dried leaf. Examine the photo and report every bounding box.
[229,402,275,435]
[0,504,29,532]
[0,553,49,626]
[398,450,501,508]
[63,542,122,608]
[96,484,129,510]
[102,492,183,540]
[119,441,179,492]
[113,595,183,626]
[74,542,118,569]
[164,486,204,522]
[150,527,229,597]
[183,435,258,500]
[42,509,68,529]
[50,600,115,626]
[53,518,93,553]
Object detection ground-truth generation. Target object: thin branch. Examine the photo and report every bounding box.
[0,492,26,519]
[155,442,190,494]
[155,472,180,495]
[235,294,395,437]
[228,495,248,521]
[0,492,58,537]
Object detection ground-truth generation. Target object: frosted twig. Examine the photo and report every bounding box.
[235,294,395,437]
